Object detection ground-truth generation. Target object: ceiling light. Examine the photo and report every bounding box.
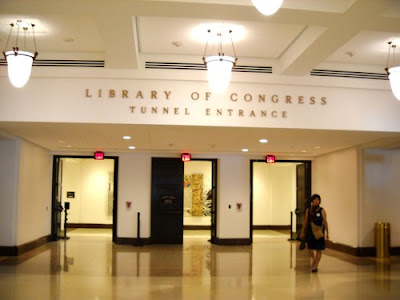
[386,41,400,100]
[242,148,249,152]
[252,0,283,16]
[202,28,238,93]
[128,146,136,150]
[123,136,131,140]
[3,21,38,88]
[259,138,268,144]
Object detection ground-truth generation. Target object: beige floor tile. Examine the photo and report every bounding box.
[0,229,400,299]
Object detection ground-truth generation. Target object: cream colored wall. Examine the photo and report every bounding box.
[312,148,359,248]
[62,158,114,225]
[217,156,250,239]
[16,140,52,245]
[184,160,212,226]
[253,163,297,226]
[62,160,81,225]
[117,153,151,238]
[0,140,19,246]
[361,149,400,247]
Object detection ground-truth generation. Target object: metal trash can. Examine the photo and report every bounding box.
[375,222,390,258]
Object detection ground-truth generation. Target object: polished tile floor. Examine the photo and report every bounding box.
[1,229,400,299]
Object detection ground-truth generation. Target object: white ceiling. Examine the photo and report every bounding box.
[0,0,400,157]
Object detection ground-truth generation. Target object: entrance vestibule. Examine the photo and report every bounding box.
[51,156,118,242]
[251,161,311,242]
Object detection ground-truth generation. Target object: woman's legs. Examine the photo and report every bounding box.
[312,250,322,271]
[308,249,315,267]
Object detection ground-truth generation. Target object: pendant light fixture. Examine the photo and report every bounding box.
[252,0,284,16]
[385,41,400,101]
[2,20,38,88]
[202,28,238,93]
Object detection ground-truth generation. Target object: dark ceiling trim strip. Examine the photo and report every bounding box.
[145,62,272,74]
[311,69,388,80]
[0,59,105,67]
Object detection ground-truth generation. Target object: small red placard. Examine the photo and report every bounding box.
[94,151,104,160]
[266,155,275,163]
[181,153,191,162]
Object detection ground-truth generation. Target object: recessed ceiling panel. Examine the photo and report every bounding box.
[144,0,356,13]
[325,31,399,66]
[0,15,104,53]
[137,16,305,59]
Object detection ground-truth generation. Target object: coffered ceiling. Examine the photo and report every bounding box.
[0,0,400,157]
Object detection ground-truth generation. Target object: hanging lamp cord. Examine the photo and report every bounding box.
[3,23,14,57]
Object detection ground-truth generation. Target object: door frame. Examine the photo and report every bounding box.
[185,158,218,243]
[51,155,119,243]
[249,159,311,244]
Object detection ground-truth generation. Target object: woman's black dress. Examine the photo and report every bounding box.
[306,207,325,250]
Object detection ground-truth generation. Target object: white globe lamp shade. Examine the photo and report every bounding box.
[389,66,400,101]
[5,50,34,88]
[252,0,283,16]
[205,55,235,93]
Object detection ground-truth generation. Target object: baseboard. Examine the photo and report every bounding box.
[326,240,400,257]
[0,235,51,256]
[67,223,113,229]
[214,238,251,245]
[253,225,291,230]
[392,247,400,255]
[184,225,211,230]
[114,237,151,246]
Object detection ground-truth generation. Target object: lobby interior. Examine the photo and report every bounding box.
[1,0,400,299]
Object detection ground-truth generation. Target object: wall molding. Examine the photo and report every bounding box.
[214,238,251,246]
[326,240,400,257]
[114,237,151,246]
[67,223,113,229]
[0,235,51,256]
[184,225,211,230]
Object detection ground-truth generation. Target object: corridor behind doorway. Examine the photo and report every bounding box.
[53,157,116,240]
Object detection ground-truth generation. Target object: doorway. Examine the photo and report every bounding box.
[51,156,118,242]
[151,157,217,244]
[250,160,311,243]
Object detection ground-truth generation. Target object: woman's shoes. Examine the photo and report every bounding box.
[311,268,318,273]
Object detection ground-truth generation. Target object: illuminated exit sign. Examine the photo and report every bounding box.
[266,155,275,163]
[181,153,191,162]
[94,151,104,160]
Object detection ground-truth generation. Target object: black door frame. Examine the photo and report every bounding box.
[184,158,218,243]
[249,159,311,244]
[51,155,119,243]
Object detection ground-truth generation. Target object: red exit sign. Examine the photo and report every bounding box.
[94,151,104,160]
[266,155,275,163]
[181,153,191,162]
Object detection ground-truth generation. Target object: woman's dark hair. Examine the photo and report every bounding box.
[311,194,321,202]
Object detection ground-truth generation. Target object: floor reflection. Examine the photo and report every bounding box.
[0,229,400,299]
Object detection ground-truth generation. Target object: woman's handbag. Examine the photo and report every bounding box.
[299,239,306,250]
[311,222,324,239]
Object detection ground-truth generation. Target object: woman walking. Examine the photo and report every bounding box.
[300,194,329,272]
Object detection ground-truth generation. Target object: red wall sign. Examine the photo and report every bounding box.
[94,151,104,160]
[181,153,191,162]
[266,155,275,163]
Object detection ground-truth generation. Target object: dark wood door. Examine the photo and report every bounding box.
[51,157,63,241]
[210,159,217,244]
[151,158,184,244]
[295,162,311,238]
